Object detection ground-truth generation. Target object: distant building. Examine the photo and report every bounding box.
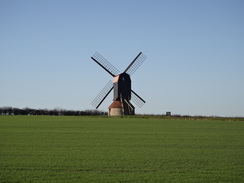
[166,112,171,116]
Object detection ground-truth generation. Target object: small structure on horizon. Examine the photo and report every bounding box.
[166,112,171,116]
[91,52,147,115]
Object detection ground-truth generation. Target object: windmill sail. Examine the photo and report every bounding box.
[124,52,147,76]
[131,89,146,108]
[91,52,120,77]
[91,80,114,109]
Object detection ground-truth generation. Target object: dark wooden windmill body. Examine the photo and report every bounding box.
[91,52,146,115]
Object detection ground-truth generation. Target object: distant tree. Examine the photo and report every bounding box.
[0,106,108,116]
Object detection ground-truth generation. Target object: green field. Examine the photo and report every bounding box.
[0,116,243,182]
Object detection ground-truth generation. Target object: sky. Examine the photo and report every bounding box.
[0,0,244,117]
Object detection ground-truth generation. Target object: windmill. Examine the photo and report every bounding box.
[91,52,147,115]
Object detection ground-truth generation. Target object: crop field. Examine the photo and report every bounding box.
[0,116,243,183]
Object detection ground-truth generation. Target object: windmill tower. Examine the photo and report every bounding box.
[91,52,147,115]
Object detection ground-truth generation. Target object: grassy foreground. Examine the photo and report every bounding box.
[0,116,243,183]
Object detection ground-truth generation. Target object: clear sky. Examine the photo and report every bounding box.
[0,0,244,117]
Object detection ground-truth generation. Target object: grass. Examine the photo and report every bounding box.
[0,115,243,182]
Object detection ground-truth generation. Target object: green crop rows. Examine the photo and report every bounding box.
[0,116,243,182]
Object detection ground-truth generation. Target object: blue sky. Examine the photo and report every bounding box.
[0,0,244,117]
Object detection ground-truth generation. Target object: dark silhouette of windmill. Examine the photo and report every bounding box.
[91,52,147,115]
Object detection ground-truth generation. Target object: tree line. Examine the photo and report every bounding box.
[0,107,107,116]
